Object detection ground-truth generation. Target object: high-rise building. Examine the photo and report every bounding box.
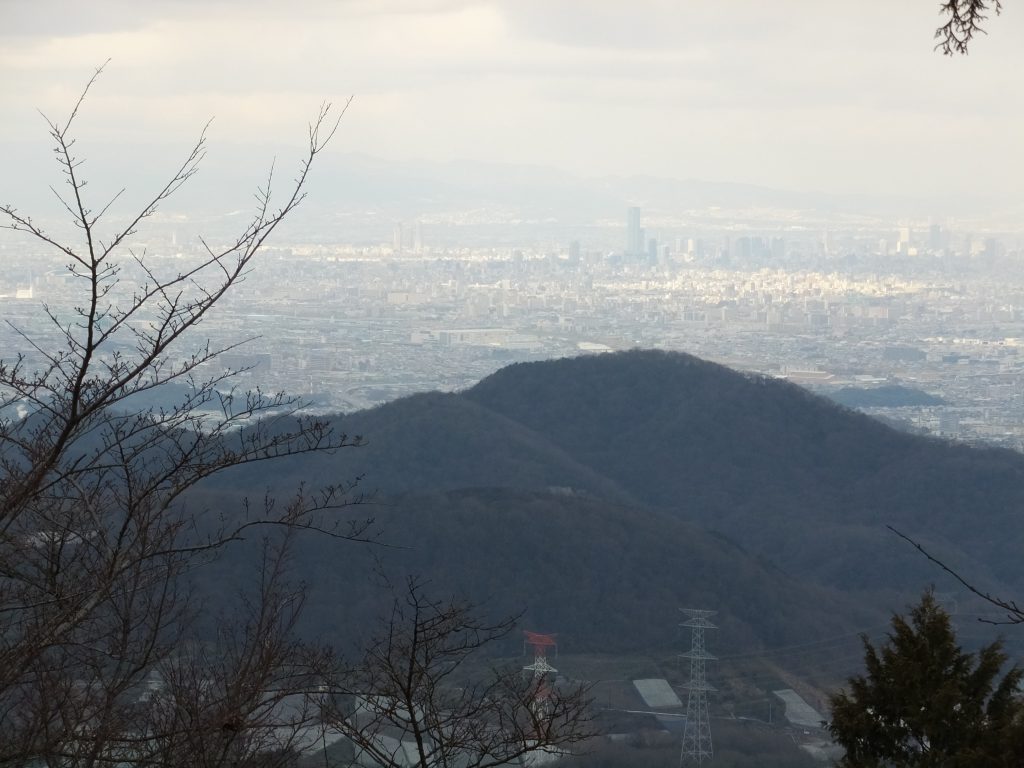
[627,206,643,256]
[770,237,785,260]
[735,236,752,260]
[413,220,423,253]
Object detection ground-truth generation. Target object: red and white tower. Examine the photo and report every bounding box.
[522,631,558,680]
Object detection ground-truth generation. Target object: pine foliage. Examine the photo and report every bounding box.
[828,592,1024,767]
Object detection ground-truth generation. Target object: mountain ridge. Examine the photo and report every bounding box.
[206,349,1024,656]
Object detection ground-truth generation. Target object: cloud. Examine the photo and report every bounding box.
[0,0,481,39]
[1,0,1023,200]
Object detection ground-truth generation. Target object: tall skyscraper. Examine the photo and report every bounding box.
[393,222,404,254]
[647,237,658,265]
[413,220,423,253]
[627,206,643,256]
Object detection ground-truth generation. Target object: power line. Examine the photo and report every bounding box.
[716,624,893,661]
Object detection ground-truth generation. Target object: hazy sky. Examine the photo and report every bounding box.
[2,0,1023,201]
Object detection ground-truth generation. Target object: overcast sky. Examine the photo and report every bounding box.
[2,0,1022,203]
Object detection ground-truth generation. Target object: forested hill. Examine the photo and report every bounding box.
[459,350,1024,596]
[211,349,1024,652]
[276,487,882,655]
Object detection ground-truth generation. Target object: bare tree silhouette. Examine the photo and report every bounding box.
[937,0,1003,54]
[327,578,592,768]
[0,63,365,766]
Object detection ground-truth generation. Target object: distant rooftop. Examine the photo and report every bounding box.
[632,679,683,710]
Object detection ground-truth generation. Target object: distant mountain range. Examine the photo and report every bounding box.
[204,350,1024,657]
[3,142,993,238]
[278,153,990,226]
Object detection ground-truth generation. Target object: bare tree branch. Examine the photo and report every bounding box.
[936,0,1003,55]
[325,578,593,768]
[888,525,1024,624]
[0,67,363,767]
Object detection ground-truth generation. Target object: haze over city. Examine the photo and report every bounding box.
[5,3,1024,767]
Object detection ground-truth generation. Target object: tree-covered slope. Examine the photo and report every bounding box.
[205,349,1024,651]
[461,350,1024,596]
[228,487,882,656]
[220,391,631,502]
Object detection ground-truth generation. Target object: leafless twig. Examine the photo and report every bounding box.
[888,525,1024,624]
[0,67,361,766]
[936,0,1003,55]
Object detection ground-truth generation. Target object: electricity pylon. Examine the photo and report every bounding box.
[679,608,716,766]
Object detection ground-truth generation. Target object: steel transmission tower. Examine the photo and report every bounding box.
[679,609,716,766]
[522,631,558,679]
[522,631,558,727]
